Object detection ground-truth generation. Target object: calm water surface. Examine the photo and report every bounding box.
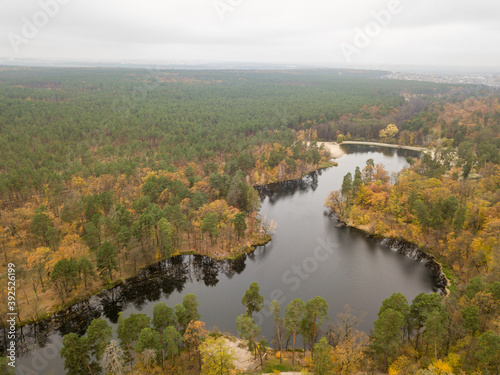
[11,145,439,374]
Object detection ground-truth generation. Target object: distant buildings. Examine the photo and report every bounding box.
[382,72,500,88]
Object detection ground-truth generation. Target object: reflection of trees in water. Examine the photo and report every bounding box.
[3,298,103,355]
[221,256,246,278]
[57,300,101,337]
[11,320,52,356]
[102,254,249,316]
[3,253,249,357]
[341,144,421,159]
[32,321,52,349]
[258,145,422,206]
[101,287,123,324]
[258,171,320,205]
[192,255,219,286]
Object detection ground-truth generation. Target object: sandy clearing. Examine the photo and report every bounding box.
[316,141,346,158]
[224,337,260,371]
[223,338,312,374]
[307,141,345,158]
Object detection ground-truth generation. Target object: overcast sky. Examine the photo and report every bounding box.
[1,0,499,70]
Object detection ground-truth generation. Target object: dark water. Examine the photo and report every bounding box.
[9,145,439,374]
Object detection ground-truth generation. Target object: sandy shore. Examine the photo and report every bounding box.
[316,141,346,158]
[314,140,430,159]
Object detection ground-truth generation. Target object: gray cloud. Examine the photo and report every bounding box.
[0,0,498,69]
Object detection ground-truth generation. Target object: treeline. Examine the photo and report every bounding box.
[326,95,500,373]
[0,67,448,203]
[316,90,499,149]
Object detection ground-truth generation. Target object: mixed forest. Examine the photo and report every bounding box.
[0,67,499,374]
[326,96,500,372]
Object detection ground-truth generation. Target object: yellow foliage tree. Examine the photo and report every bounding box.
[199,336,237,375]
[379,124,399,142]
[26,246,52,290]
[388,355,414,375]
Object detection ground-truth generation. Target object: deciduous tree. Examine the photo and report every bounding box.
[199,336,237,375]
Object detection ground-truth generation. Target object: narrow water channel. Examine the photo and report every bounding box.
[8,145,440,375]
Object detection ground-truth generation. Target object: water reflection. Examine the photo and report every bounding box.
[1,254,250,357]
[341,144,421,159]
[257,170,320,204]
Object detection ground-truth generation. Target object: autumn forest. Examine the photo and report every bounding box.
[0,67,499,374]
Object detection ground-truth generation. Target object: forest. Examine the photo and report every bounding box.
[0,67,447,324]
[326,95,500,373]
[0,67,498,374]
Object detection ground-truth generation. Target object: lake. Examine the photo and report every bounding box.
[8,145,441,374]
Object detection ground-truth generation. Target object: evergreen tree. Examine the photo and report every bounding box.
[302,296,329,357]
[241,282,264,318]
[285,298,306,366]
[135,327,162,364]
[370,308,405,371]
[152,302,177,333]
[232,212,247,240]
[162,326,183,362]
[97,241,118,281]
[60,333,95,375]
[86,318,113,363]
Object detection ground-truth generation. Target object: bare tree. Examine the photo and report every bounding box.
[101,340,126,375]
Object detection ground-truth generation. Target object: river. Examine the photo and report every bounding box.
[7,145,441,374]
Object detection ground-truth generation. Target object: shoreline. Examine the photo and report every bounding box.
[316,141,346,158]
[3,233,272,330]
[340,140,429,153]
[4,160,338,330]
[4,144,434,340]
[335,218,450,296]
[315,140,429,161]
[6,144,422,329]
